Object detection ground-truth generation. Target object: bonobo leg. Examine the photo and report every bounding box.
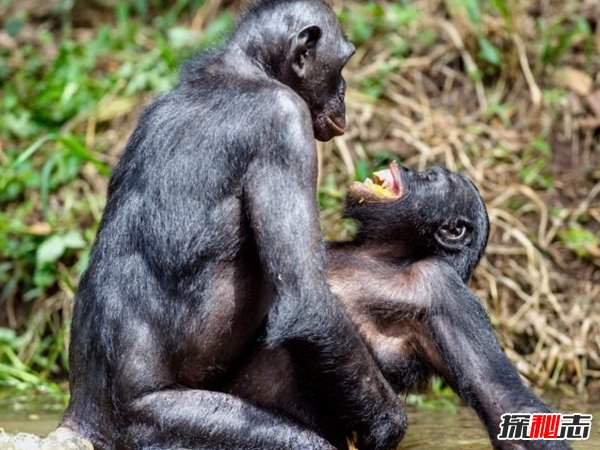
[424,264,571,450]
[119,390,336,450]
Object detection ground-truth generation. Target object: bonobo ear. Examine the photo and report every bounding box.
[291,25,322,78]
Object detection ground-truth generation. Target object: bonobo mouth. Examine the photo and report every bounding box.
[325,116,345,136]
[348,161,404,203]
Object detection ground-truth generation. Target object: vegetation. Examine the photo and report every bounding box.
[0,0,598,405]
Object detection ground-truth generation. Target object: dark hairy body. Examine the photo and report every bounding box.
[225,164,571,450]
[61,1,405,449]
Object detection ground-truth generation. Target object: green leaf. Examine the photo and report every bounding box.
[0,328,18,345]
[36,231,85,266]
[37,235,67,266]
[58,135,111,176]
[12,134,57,167]
[464,0,481,25]
[40,153,62,219]
[518,159,546,186]
[558,228,597,258]
[490,0,510,22]
[352,15,375,44]
[387,4,420,27]
[61,230,86,249]
[355,160,369,182]
[478,36,501,66]
[529,137,551,156]
[168,27,200,50]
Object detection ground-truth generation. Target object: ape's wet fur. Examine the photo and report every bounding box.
[62,1,405,449]
[228,165,569,450]
[60,0,566,448]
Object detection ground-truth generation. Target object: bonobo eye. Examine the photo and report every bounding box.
[437,223,467,241]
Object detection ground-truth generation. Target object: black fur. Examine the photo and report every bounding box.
[225,165,571,450]
[61,1,404,450]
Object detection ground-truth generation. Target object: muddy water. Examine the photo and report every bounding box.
[0,401,598,449]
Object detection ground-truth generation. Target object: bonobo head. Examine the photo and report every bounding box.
[346,162,490,282]
[234,0,355,141]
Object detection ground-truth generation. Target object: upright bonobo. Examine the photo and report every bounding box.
[225,163,570,450]
[61,1,405,449]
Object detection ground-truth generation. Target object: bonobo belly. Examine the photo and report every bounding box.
[175,257,271,387]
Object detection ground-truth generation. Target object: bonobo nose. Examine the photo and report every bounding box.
[418,170,436,181]
[421,165,447,181]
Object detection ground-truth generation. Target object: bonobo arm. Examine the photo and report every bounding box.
[327,255,569,450]
[244,94,405,450]
[423,262,571,450]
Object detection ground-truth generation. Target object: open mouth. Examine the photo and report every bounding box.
[325,116,345,136]
[348,161,404,203]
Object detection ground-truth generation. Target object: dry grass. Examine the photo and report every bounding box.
[318,0,600,396]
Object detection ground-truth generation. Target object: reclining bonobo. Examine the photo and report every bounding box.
[225,163,571,450]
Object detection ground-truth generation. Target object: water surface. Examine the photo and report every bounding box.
[1,398,598,449]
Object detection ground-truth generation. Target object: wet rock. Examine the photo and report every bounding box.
[0,429,15,450]
[0,428,93,450]
[44,428,93,450]
[13,433,43,450]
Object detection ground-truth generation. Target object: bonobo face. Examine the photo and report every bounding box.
[278,3,355,141]
[239,1,355,141]
[346,162,490,280]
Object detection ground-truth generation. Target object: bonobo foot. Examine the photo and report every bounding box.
[355,406,407,450]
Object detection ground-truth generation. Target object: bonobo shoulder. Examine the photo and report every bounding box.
[247,86,315,152]
[245,87,317,167]
[269,87,312,129]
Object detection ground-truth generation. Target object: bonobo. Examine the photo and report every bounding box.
[225,163,571,450]
[61,1,405,450]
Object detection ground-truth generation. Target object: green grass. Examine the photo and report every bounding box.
[0,0,234,394]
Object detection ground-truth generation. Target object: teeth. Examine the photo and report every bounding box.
[364,178,395,197]
[350,162,402,202]
[371,169,398,194]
